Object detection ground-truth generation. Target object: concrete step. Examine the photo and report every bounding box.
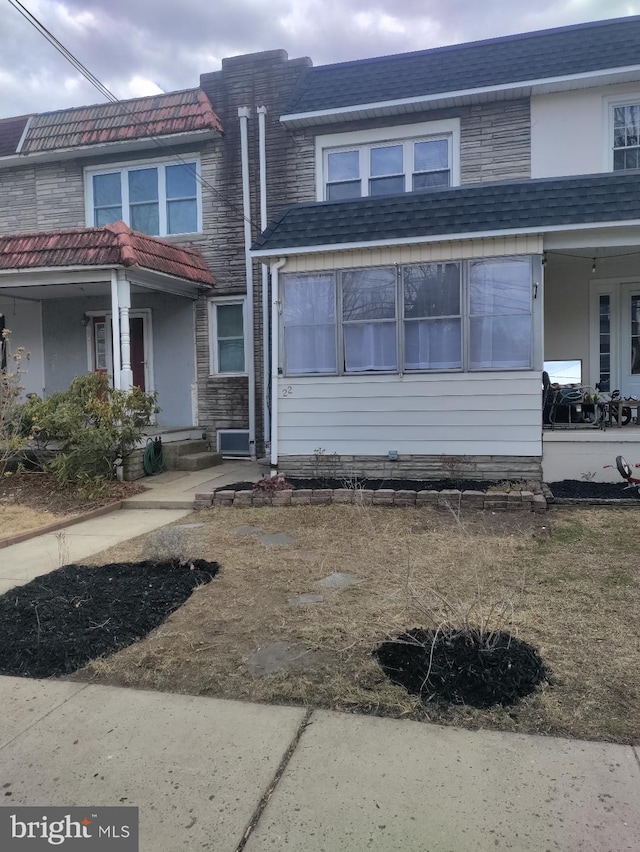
[172,452,223,472]
[161,440,209,463]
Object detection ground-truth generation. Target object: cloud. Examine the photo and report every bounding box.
[0,0,637,116]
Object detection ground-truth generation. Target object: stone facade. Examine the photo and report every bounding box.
[275,454,543,482]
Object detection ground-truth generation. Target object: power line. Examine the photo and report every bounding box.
[6,0,257,232]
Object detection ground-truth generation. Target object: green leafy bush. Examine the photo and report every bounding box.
[0,329,30,476]
[21,373,157,485]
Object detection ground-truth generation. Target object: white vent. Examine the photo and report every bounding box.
[217,430,250,456]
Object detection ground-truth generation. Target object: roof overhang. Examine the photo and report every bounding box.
[281,65,640,128]
[0,128,219,171]
[252,220,640,260]
[0,264,211,300]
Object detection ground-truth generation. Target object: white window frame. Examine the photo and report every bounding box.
[84,155,202,236]
[604,93,640,172]
[281,256,538,377]
[315,119,461,201]
[208,297,247,376]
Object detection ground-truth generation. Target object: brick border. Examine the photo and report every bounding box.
[196,489,547,513]
[0,501,124,549]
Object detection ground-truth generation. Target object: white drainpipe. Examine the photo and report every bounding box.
[270,257,287,468]
[110,270,121,389]
[238,106,256,460]
[257,105,270,452]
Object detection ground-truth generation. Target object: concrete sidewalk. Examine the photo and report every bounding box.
[1,676,638,852]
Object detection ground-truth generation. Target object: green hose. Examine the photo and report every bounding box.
[143,437,164,476]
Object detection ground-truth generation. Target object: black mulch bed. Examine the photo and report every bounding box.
[374,626,549,709]
[0,559,219,679]
[549,480,640,499]
[219,478,495,493]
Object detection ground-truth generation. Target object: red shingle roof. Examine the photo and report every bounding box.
[0,222,215,287]
[18,89,221,154]
[0,115,31,158]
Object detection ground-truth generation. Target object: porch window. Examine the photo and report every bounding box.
[88,159,200,236]
[342,268,397,372]
[281,256,534,376]
[599,294,611,391]
[613,104,640,171]
[282,274,336,374]
[469,258,532,370]
[209,300,245,375]
[403,263,462,369]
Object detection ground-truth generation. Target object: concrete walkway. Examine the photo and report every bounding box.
[122,459,263,508]
[1,676,639,852]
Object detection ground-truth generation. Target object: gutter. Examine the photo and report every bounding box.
[270,258,287,468]
[238,107,257,461]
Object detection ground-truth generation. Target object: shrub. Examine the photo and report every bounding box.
[0,330,30,476]
[253,474,293,493]
[21,373,157,485]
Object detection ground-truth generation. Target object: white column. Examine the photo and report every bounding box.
[110,271,122,389]
[117,273,133,390]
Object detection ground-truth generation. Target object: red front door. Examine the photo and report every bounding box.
[129,317,146,391]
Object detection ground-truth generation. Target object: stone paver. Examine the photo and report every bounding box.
[287,593,324,606]
[319,571,364,590]
[231,525,262,536]
[259,532,294,547]
[247,641,316,676]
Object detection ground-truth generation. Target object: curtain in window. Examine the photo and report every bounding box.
[342,268,397,372]
[469,259,532,369]
[283,274,336,374]
[405,319,461,369]
[403,263,461,369]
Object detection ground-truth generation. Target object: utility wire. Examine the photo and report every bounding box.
[6,0,258,232]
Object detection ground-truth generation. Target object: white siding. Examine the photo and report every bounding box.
[283,235,543,272]
[277,372,542,457]
[0,297,44,397]
[531,81,640,178]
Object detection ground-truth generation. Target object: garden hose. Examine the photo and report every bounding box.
[143,437,164,476]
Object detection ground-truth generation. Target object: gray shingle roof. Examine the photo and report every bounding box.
[252,172,640,253]
[286,17,640,115]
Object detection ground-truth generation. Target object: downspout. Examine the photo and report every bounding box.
[270,257,287,468]
[238,106,257,460]
[110,270,121,389]
[257,105,270,453]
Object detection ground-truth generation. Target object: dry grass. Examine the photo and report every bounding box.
[74,503,640,743]
[0,504,68,541]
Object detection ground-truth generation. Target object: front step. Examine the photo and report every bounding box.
[172,451,223,472]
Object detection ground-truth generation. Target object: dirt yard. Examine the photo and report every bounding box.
[0,472,144,542]
[63,503,640,744]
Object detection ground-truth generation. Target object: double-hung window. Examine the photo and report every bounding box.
[325,137,451,200]
[209,300,246,375]
[612,103,640,171]
[88,159,200,236]
[281,257,534,376]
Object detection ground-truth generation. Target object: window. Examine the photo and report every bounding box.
[317,120,460,201]
[281,257,534,376]
[209,300,245,374]
[612,103,640,171]
[87,159,200,236]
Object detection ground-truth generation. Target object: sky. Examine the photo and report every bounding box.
[0,0,638,118]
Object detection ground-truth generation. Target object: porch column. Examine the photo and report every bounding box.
[117,272,133,390]
[110,271,122,389]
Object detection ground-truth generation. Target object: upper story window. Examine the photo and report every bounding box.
[316,119,460,201]
[612,103,640,171]
[86,158,201,236]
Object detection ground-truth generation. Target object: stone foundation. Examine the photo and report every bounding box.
[275,454,543,482]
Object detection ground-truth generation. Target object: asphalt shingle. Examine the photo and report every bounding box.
[252,172,640,253]
[286,17,640,115]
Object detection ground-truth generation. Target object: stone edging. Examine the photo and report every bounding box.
[0,501,124,549]
[195,489,547,512]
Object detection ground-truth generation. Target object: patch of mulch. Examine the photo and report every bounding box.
[374,626,549,709]
[220,478,503,493]
[0,472,145,516]
[549,480,639,500]
[0,559,219,679]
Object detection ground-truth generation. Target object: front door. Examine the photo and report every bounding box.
[129,316,146,391]
[620,284,640,399]
[89,312,151,393]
